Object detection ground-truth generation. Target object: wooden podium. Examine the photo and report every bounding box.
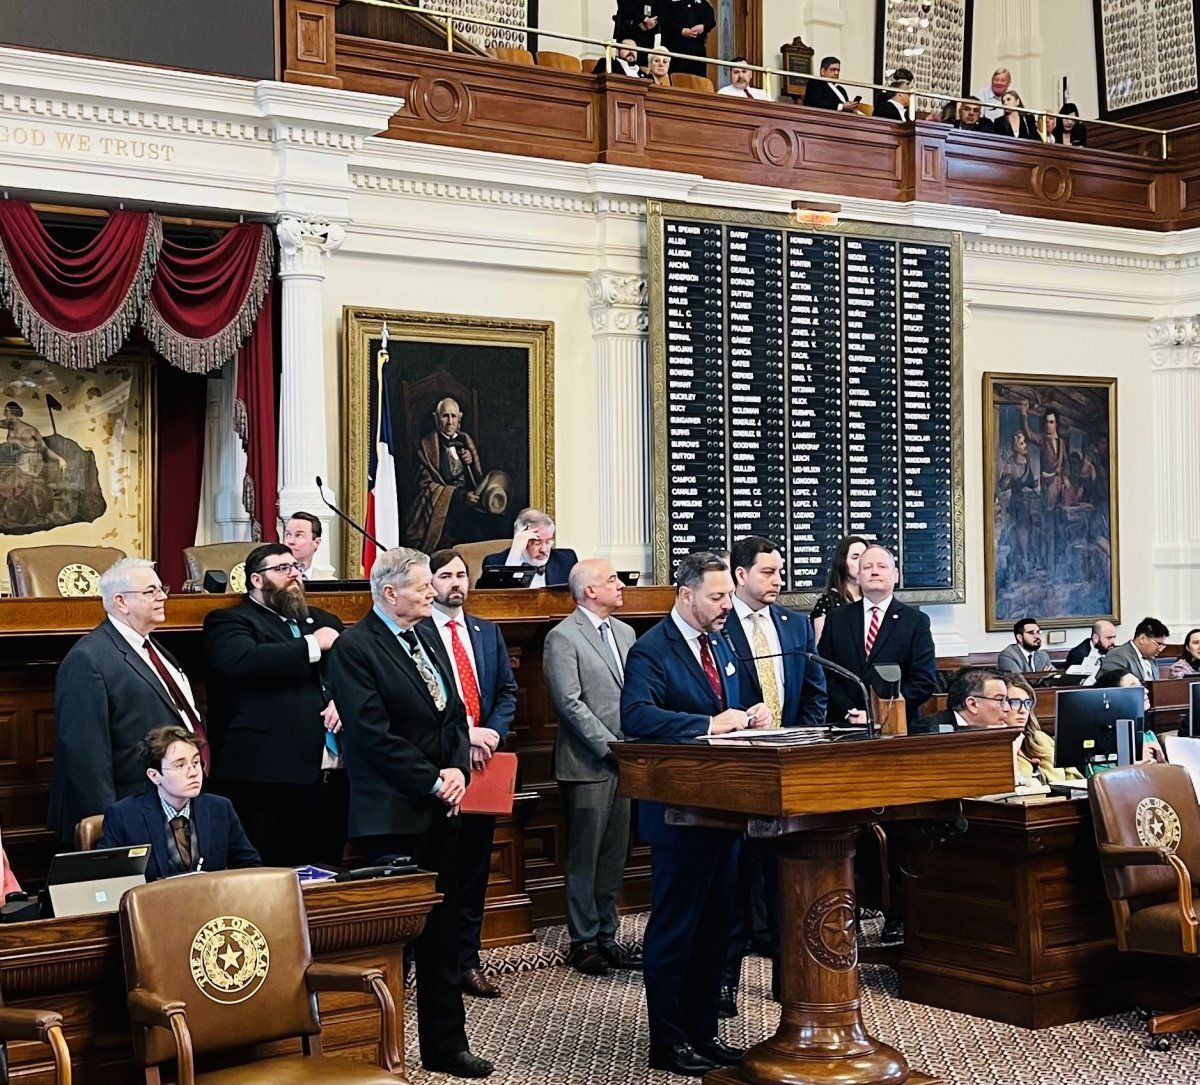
[611,728,1020,1085]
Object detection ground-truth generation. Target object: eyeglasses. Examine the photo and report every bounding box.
[162,757,203,774]
[126,584,169,598]
[1006,697,1035,711]
[972,695,1010,705]
[254,561,303,576]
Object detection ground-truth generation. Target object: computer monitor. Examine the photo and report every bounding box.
[1186,681,1200,739]
[46,846,150,918]
[1053,686,1146,774]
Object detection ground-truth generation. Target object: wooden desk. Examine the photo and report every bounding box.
[896,797,1145,1028]
[0,873,438,1084]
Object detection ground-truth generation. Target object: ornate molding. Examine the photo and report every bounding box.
[966,237,1167,270]
[587,271,648,334]
[276,217,346,275]
[1149,315,1200,370]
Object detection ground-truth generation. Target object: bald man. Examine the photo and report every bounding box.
[1065,619,1117,680]
[543,559,641,975]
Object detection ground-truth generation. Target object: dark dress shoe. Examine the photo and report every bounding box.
[695,1038,744,1066]
[568,943,611,976]
[597,940,643,969]
[422,1050,495,1078]
[461,967,502,998]
[648,1042,720,1076]
[717,984,738,1018]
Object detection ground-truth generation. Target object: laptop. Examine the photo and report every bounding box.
[46,846,151,918]
[1031,671,1087,689]
[475,567,536,589]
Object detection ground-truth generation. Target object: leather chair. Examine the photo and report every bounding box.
[0,993,71,1085]
[490,46,534,65]
[671,72,715,93]
[7,545,126,597]
[1090,763,1200,1049]
[536,50,581,72]
[119,868,402,1084]
[455,538,510,588]
[182,543,255,594]
[75,815,105,852]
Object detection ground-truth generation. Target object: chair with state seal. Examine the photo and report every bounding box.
[6,545,126,597]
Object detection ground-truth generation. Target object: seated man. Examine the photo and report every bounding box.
[1099,616,1168,683]
[803,56,863,112]
[592,38,644,78]
[99,725,261,882]
[915,667,1009,733]
[878,79,911,121]
[480,507,578,587]
[997,618,1054,673]
[953,97,993,133]
[717,57,766,100]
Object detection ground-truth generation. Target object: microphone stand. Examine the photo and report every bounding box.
[314,475,387,552]
[721,632,878,740]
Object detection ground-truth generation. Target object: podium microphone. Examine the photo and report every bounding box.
[314,475,387,552]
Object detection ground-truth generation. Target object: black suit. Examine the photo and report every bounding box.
[803,77,851,110]
[953,118,995,133]
[329,609,471,1065]
[659,1,716,77]
[614,0,660,52]
[910,708,961,735]
[48,620,195,844]
[203,597,347,866]
[479,546,578,587]
[1065,637,1094,668]
[817,598,938,722]
[879,98,909,122]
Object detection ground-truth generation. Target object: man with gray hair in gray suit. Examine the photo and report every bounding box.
[544,557,642,976]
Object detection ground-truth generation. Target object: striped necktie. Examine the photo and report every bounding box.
[865,606,881,656]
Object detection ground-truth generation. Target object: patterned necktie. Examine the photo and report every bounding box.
[865,606,881,656]
[144,639,210,773]
[169,815,192,872]
[599,621,624,682]
[698,635,725,706]
[398,629,448,710]
[288,620,339,757]
[447,620,482,724]
[751,612,782,727]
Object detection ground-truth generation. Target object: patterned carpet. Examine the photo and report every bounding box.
[403,915,1200,1085]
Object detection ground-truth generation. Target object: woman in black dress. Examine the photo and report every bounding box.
[995,90,1041,140]
[810,535,868,640]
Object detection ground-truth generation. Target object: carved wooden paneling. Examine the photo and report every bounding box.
[283,0,344,88]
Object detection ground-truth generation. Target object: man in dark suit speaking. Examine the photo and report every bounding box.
[48,557,206,845]
[329,547,492,1079]
[621,551,767,1077]
[480,507,578,587]
[203,543,346,867]
[817,543,937,723]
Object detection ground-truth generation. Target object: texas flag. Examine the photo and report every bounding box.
[363,324,400,574]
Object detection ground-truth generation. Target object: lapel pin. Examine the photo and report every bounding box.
[725,661,736,676]
[306,617,314,624]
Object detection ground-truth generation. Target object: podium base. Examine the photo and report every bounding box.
[705,1067,941,1085]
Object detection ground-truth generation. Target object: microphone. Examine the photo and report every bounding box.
[719,631,878,740]
[314,476,387,552]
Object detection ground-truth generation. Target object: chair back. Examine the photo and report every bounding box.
[7,546,126,597]
[119,868,319,1068]
[455,539,511,588]
[537,50,581,72]
[74,815,105,852]
[672,73,715,93]
[491,46,534,65]
[858,101,875,117]
[1090,764,1200,902]
[182,543,255,593]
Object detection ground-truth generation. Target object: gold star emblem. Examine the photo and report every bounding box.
[822,906,857,955]
[218,943,242,972]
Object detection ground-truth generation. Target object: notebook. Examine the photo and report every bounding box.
[461,752,518,815]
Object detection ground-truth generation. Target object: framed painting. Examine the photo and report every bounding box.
[342,307,554,576]
[1093,0,1199,117]
[0,347,154,593]
[983,373,1118,631]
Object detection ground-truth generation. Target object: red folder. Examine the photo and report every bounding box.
[460,752,518,815]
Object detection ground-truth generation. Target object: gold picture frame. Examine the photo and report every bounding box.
[983,372,1119,631]
[341,307,554,576]
[0,345,155,593]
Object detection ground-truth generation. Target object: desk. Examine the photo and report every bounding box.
[896,797,1145,1028]
[0,873,438,1084]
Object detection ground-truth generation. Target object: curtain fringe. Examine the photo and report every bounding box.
[242,474,262,541]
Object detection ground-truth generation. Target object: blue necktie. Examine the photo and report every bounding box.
[290,620,339,757]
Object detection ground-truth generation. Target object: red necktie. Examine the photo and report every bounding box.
[144,638,211,773]
[448,620,482,725]
[865,607,881,657]
[698,636,725,707]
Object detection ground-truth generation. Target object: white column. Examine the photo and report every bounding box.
[1150,315,1200,628]
[214,363,252,543]
[803,1,848,59]
[276,216,345,577]
[588,270,651,572]
[996,0,1044,105]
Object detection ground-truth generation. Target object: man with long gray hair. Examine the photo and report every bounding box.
[328,547,492,1078]
[48,557,205,844]
[480,507,578,588]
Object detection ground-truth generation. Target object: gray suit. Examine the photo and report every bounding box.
[544,607,634,948]
[997,643,1054,673]
[1099,640,1155,681]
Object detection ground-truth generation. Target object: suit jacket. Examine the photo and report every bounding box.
[621,615,744,847]
[613,0,660,50]
[953,118,995,134]
[328,610,471,839]
[804,78,850,110]
[879,99,908,122]
[99,789,261,882]
[480,547,579,588]
[1099,640,1153,680]
[659,1,715,60]
[724,603,827,728]
[418,611,517,740]
[910,708,961,735]
[203,598,345,784]
[48,620,196,842]
[545,608,635,782]
[996,644,1053,674]
[817,599,937,722]
[1065,637,1094,668]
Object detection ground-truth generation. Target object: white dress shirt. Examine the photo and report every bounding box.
[504,549,546,588]
[862,595,894,650]
[974,84,1005,121]
[432,606,482,725]
[732,595,784,702]
[108,616,199,730]
[717,84,767,100]
[581,605,624,676]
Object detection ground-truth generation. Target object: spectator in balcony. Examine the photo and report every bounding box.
[878,80,911,122]
[614,1,660,56]
[1050,102,1088,146]
[994,91,1040,140]
[804,57,864,113]
[717,57,766,100]
[647,46,672,87]
[660,0,716,78]
[953,98,994,133]
[974,66,1012,122]
[593,38,647,78]
[874,66,913,115]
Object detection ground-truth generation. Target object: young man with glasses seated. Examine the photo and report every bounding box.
[99,725,260,881]
[913,667,1010,734]
[202,543,348,867]
[48,557,207,845]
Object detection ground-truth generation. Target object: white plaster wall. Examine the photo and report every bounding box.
[1037,0,1098,117]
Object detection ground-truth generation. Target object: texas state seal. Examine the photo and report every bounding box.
[189,915,270,1005]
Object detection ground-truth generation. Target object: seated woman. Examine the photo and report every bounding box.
[1092,669,1165,762]
[994,90,1041,139]
[647,46,672,87]
[1004,674,1082,784]
[1168,627,1200,678]
[100,725,261,882]
[1050,102,1087,146]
